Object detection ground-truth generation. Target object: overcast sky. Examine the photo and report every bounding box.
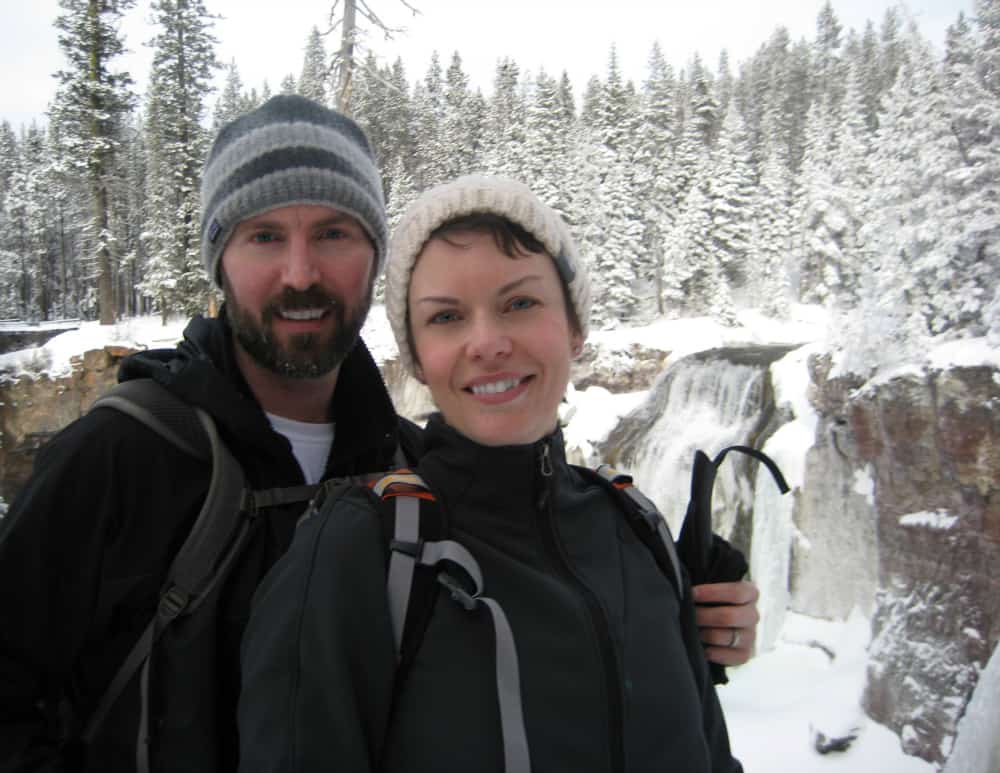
[2,0,972,129]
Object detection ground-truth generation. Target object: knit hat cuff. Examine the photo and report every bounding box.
[384,176,591,375]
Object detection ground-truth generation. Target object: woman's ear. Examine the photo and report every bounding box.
[413,361,427,384]
[570,332,584,359]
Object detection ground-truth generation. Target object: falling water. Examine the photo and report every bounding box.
[601,345,798,650]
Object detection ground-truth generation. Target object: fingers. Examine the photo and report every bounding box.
[693,580,760,667]
[692,580,759,606]
[701,625,756,666]
[695,602,759,630]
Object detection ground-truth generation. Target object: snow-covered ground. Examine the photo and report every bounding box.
[3,306,997,772]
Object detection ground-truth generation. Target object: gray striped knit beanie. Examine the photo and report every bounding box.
[385,175,591,375]
[200,94,387,287]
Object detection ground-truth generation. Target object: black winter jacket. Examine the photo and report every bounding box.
[0,314,412,773]
[238,415,742,773]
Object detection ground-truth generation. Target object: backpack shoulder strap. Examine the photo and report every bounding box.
[372,471,531,773]
[585,464,685,601]
[372,472,441,662]
[83,379,251,757]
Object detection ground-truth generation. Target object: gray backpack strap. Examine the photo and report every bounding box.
[430,542,531,773]
[83,380,250,768]
[387,494,420,655]
[378,472,531,773]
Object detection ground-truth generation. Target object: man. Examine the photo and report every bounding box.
[0,95,757,773]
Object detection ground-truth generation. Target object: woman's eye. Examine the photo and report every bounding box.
[250,231,278,244]
[320,228,346,240]
[508,297,537,311]
[429,310,460,325]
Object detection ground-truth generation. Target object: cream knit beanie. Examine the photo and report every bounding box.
[385,175,591,374]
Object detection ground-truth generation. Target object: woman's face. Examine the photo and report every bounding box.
[407,230,582,447]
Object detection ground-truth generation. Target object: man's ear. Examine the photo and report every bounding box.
[570,332,584,359]
[413,361,426,384]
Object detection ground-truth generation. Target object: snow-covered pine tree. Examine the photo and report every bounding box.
[852,25,992,370]
[352,52,392,167]
[410,52,447,189]
[142,0,218,318]
[441,52,482,178]
[51,0,136,324]
[213,60,253,129]
[878,7,906,94]
[661,179,715,319]
[484,58,528,181]
[977,0,1000,97]
[299,26,329,104]
[4,126,45,320]
[0,122,18,317]
[636,44,679,315]
[523,69,574,216]
[748,149,794,316]
[385,58,417,183]
[687,54,720,148]
[796,95,846,305]
[852,21,884,132]
[706,106,755,299]
[813,0,846,122]
[115,110,148,317]
[574,48,649,324]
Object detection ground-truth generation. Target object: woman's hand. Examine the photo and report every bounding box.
[692,580,760,666]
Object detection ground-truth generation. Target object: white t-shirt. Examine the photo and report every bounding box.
[266,413,335,485]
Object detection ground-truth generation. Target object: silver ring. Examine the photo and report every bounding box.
[728,629,741,648]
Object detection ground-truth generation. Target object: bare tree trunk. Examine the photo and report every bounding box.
[95,183,115,325]
[334,0,356,112]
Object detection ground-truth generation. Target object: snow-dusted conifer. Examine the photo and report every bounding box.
[523,69,573,215]
[411,52,446,188]
[441,52,481,178]
[214,60,253,128]
[749,150,793,316]
[51,0,136,324]
[635,44,679,314]
[707,106,755,293]
[484,58,527,180]
[853,25,996,368]
[142,0,219,317]
[298,26,329,104]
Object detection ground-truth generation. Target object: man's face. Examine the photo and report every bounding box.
[220,204,376,379]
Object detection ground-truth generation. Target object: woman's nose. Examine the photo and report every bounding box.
[467,316,512,361]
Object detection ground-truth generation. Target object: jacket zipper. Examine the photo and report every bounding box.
[534,439,625,773]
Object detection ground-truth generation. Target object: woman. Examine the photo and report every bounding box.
[238,175,743,772]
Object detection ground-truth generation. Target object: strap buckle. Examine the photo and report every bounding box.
[437,572,477,611]
[158,586,190,620]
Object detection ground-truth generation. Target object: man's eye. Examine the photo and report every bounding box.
[250,232,278,243]
[320,228,346,240]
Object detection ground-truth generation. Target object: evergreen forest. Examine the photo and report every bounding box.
[1,0,998,376]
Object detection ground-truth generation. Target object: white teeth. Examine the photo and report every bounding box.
[470,378,521,395]
[280,308,326,320]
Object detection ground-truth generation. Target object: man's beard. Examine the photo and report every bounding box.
[224,283,372,379]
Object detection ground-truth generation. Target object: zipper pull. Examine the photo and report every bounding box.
[539,442,553,477]
[536,441,553,510]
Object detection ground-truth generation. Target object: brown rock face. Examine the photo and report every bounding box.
[850,366,1000,765]
[0,346,139,507]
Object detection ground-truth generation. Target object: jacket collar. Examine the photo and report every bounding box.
[417,414,568,526]
[118,312,401,472]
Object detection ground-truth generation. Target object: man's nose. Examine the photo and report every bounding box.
[281,236,321,290]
